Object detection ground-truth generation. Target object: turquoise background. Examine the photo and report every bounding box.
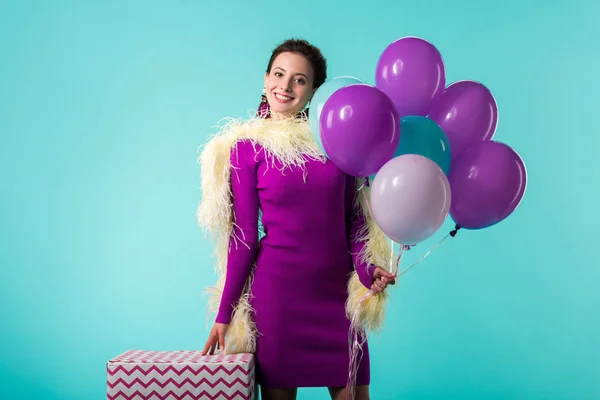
[1,1,599,399]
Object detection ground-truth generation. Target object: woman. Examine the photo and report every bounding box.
[197,38,396,400]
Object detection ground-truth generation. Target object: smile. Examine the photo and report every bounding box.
[274,93,294,103]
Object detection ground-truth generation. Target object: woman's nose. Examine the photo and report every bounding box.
[280,80,292,92]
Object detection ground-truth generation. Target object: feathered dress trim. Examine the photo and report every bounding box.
[196,115,394,354]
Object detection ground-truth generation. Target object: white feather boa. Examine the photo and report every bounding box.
[196,115,394,354]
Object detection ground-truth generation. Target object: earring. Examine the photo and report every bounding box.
[258,90,270,118]
[261,87,267,104]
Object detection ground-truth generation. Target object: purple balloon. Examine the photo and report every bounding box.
[375,37,446,117]
[428,80,498,160]
[449,141,527,230]
[319,84,400,177]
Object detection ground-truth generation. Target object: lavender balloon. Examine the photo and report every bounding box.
[428,80,498,160]
[371,154,451,245]
[319,84,400,177]
[449,141,527,230]
[375,37,446,117]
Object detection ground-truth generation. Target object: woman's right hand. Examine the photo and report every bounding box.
[201,322,229,355]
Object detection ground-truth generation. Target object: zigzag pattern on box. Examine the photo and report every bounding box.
[107,350,255,399]
[107,364,251,377]
[107,389,251,400]
[107,377,251,389]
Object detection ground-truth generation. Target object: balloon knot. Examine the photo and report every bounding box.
[364,177,370,187]
[449,224,461,237]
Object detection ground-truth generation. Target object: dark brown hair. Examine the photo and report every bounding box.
[266,38,327,89]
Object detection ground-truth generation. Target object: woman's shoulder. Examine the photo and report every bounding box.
[231,137,261,160]
[199,115,316,167]
[202,117,268,146]
[199,118,257,152]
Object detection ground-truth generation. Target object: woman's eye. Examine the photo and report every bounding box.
[296,78,306,85]
[274,72,283,77]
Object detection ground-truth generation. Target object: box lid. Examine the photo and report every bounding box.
[108,350,254,365]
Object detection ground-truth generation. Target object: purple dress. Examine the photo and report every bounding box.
[215,139,374,388]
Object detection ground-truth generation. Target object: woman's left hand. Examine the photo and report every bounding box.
[371,267,397,293]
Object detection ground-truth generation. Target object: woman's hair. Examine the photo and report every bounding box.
[258,38,328,118]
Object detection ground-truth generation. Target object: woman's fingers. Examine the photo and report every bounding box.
[202,334,216,355]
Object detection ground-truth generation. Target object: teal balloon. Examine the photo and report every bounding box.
[369,116,451,182]
[309,76,364,152]
[396,116,452,174]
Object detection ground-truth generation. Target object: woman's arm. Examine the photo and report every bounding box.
[346,175,397,292]
[215,140,260,324]
[345,175,375,289]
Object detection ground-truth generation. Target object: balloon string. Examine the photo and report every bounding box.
[345,250,405,399]
[345,221,458,397]
[396,234,449,276]
[345,177,406,399]
[345,290,371,400]
[348,178,459,398]
[345,232,454,398]
[397,224,461,277]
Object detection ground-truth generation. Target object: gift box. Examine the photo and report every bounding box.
[106,350,256,399]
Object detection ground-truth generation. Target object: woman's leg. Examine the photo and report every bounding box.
[260,386,298,400]
[328,385,370,400]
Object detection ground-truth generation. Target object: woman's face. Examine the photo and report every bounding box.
[264,52,315,118]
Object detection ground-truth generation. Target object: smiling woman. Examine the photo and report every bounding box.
[264,53,316,117]
[197,38,396,400]
[261,39,328,119]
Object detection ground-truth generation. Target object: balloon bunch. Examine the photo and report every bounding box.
[309,36,527,249]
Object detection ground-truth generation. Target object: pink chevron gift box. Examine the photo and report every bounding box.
[106,350,256,400]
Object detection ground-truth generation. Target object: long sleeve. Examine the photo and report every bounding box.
[215,140,260,324]
[346,175,375,289]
